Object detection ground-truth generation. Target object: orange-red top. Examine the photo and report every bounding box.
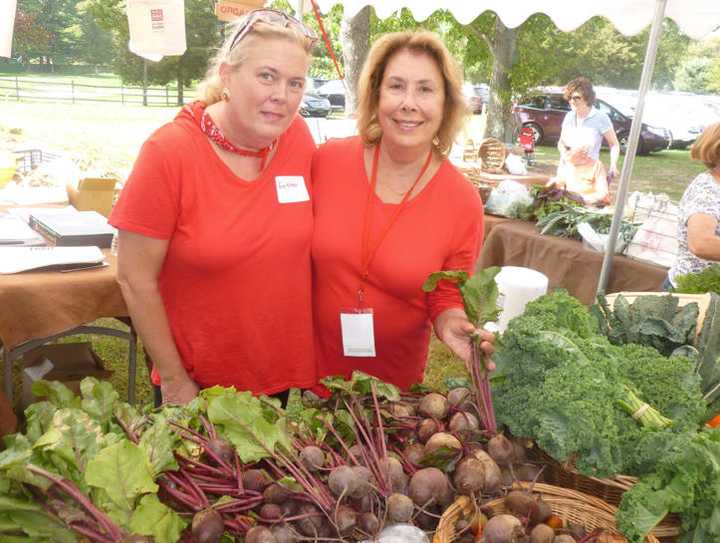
[110,103,317,394]
[311,136,484,390]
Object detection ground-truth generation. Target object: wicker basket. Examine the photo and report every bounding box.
[433,483,661,543]
[530,448,680,538]
[477,138,507,174]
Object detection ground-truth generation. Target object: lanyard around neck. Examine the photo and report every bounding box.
[358,142,433,304]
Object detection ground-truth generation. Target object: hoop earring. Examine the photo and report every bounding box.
[432,135,440,147]
[221,88,231,102]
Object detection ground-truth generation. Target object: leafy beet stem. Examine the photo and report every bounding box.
[370,383,388,460]
[470,340,497,435]
[175,452,228,478]
[69,522,115,543]
[157,477,202,511]
[26,464,123,542]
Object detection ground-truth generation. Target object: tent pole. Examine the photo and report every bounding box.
[595,0,668,297]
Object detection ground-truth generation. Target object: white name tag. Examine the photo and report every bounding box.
[340,311,376,357]
[275,176,309,204]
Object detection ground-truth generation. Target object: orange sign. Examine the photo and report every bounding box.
[215,0,264,22]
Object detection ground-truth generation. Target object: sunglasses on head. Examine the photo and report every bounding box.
[228,8,318,52]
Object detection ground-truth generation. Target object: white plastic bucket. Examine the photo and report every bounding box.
[494,266,549,332]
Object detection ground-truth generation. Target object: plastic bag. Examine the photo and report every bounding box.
[505,153,528,175]
[577,221,628,254]
[484,179,533,217]
[361,524,429,543]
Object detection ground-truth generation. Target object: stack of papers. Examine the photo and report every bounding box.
[0,215,45,246]
[0,246,105,274]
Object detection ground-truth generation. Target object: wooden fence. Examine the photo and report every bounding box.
[0,76,193,107]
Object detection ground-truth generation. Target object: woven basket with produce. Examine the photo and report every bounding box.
[433,483,660,543]
[491,290,720,542]
[477,138,506,174]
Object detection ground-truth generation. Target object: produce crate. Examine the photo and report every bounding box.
[605,291,712,340]
[529,447,680,538]
[434,482,661,543]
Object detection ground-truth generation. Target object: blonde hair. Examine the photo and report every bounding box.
[197,16,313,105]
[356,31,468,156]
[691,122,720,169]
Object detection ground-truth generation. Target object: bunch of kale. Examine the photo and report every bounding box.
[492,290,706,478]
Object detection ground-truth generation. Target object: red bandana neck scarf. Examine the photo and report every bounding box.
[191,102,275,171]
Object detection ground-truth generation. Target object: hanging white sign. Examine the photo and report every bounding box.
[0,0,17,58]
[127,0,187,61]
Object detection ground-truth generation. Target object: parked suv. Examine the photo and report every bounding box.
[513,93,670,155]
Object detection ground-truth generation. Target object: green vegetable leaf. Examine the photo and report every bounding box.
[419,446,461,472]
[422,270,468,292]
[33,408,107,487]
[4,510,77,542]
[30,380,78,409]
[138,416,178,476]
[204,388,292,463]
[276,476,303,492]
[460,266,501,326]
[80,378,119,428]
[23,401,57,444]
[128,494,187,543]
[85,440,158,511]
[320,375,355,396]
[349,371,400,402]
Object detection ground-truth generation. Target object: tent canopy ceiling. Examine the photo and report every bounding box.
[315,0,720,39]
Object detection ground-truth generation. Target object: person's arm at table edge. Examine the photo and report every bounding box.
[603,127,620,177]
[687,213,720,261]
[115,230,199,404]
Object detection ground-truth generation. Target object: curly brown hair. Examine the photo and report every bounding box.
[563,77,596,106]
[691,122,720,169]
[355,30,468,156]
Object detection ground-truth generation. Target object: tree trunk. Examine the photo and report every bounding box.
[485,18,518,143]
[340,6,371,115]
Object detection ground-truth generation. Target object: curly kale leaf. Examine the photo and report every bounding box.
[617,428,720,543]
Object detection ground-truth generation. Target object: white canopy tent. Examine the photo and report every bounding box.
[312,0,720,295]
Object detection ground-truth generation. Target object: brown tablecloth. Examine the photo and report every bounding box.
[478,219,668,305]
[0,250,127,350]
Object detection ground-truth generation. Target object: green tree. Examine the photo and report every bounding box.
[675,57,712,92]
[73,9,115,70]
[675,37,720,93]
[84,0,220,104]
[11,10,53,65]
[18,0,83,67]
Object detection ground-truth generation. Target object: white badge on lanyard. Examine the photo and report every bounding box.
[275,176,310,204]
[340,308,376,357]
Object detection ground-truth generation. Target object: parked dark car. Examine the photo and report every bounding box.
[315,80,346,110]
[513,93,670,155]
[299,93,331,118]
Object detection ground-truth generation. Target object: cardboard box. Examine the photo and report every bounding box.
[21,342,113,409]
[66,177,118,217]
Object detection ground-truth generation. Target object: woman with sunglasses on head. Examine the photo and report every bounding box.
[549,77,620,206]
[110,10,318,405]
[311,31,495,391]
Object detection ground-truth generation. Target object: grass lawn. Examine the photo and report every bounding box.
[531,144,704,202]
[0,96,704,413]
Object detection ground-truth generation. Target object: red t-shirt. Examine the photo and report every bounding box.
[110,102,317,394]
[312,136,484,390]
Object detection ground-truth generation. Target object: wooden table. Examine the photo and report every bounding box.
[0,244,137,405]
[479,217,667,305]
